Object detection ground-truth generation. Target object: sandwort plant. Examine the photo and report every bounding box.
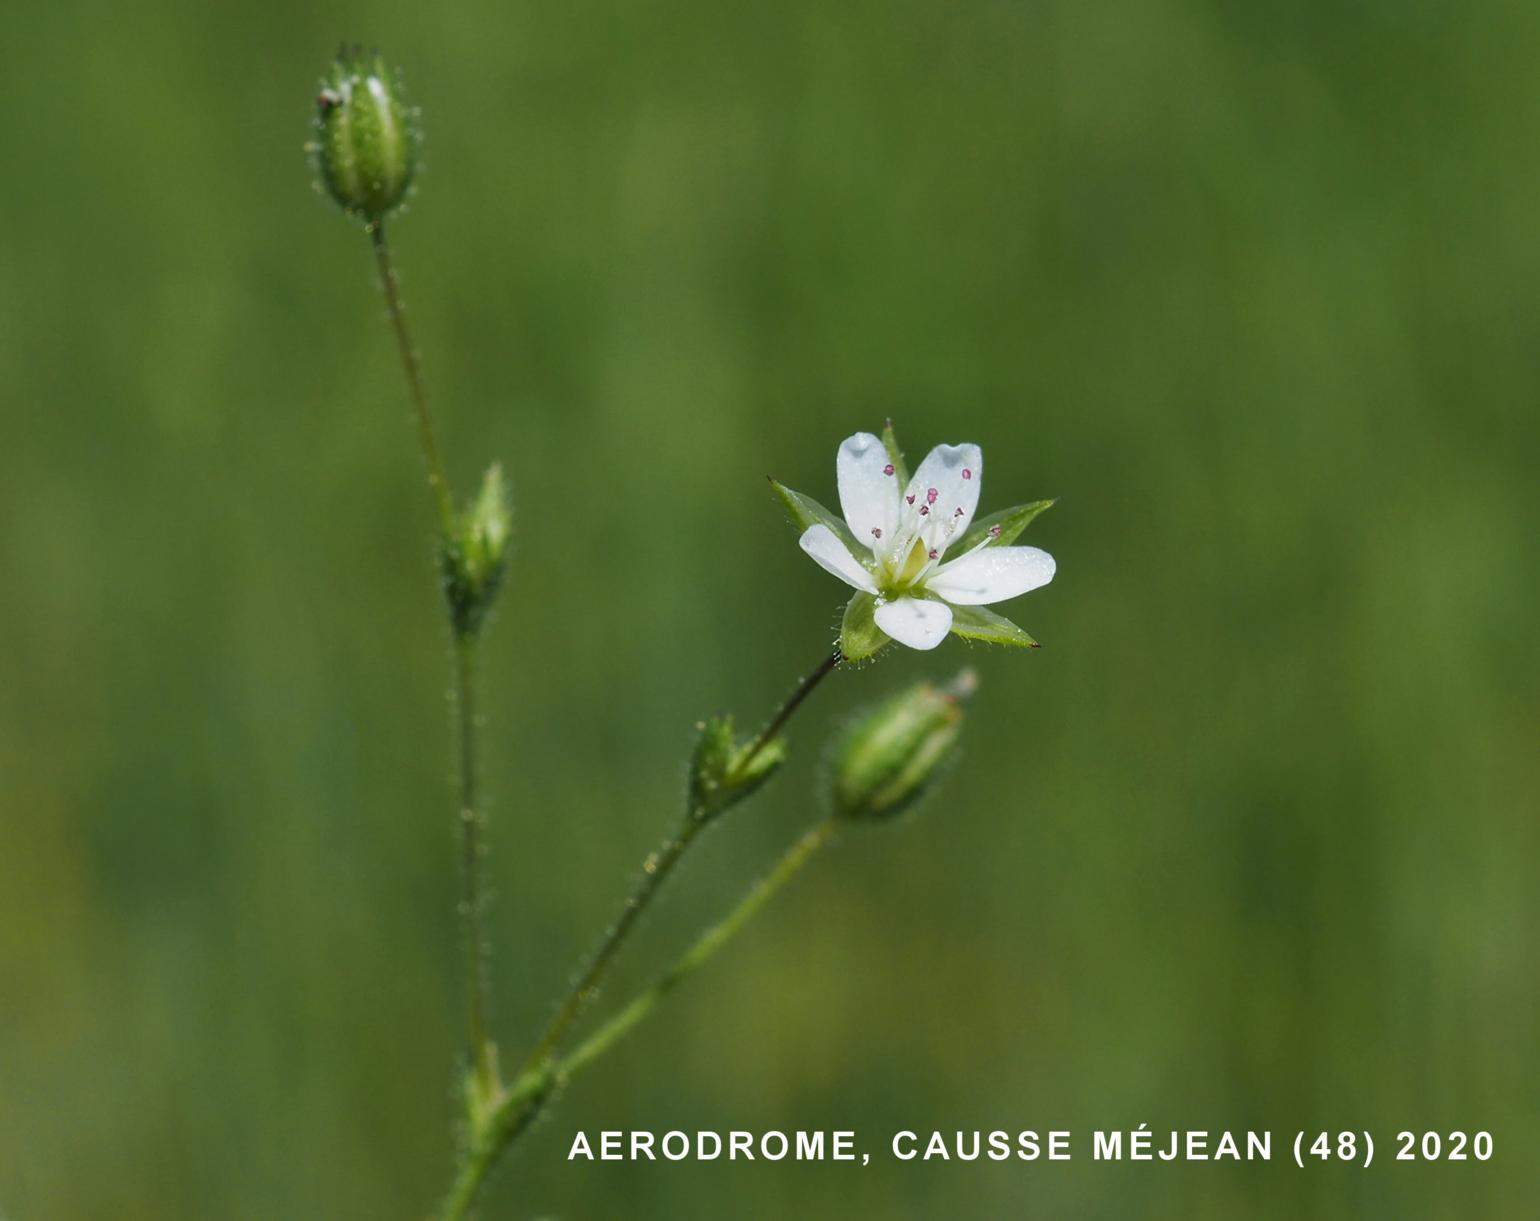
[307,46,1057,1218]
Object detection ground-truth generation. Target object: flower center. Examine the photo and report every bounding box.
[895,538,930,585]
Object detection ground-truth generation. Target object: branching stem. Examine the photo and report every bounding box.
[434,648,840,1217]
[437,816,841,1221]
[560,816,837,1079]
[516,646,841,1078]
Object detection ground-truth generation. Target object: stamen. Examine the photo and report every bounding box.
[928,548,939,560]
[882,463,895,476]
[919,505,930,516]
[926,488,939,505]
[962,468,973,480]
[906,494,916,504]
[934,516,998,575]
[871,527,883,539]
[954,507,964,517]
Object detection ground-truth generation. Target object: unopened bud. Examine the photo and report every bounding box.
[689,716,786,822]
[312,46,421,222]
[832,670,976,822]
[445,463,512,635]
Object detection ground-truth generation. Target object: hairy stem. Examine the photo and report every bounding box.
[437,817,840,1221]
[435,648,841,1217]
[455,630,497,1096]
[437,1072,547,1221]
[559,816,837,1079]
[367,221,498,1094]
[516,647,841,1078]
[515,817,701,1081]
[369,220,455,539]
[737,647,841,769]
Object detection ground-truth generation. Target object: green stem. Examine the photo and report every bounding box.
[737,647,841,770]
[437,817,840,1221]
[515,647,841,1079]
[369,219,455,539]
[515,817,701,1080]
[367,221,496,1094]
[560,816,837,1079]
[455,630,497,1096]
[437,1068,551,1221]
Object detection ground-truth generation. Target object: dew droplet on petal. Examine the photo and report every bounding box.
[926,488,939,505]
[962,468,972,480]
[882,463,895,476]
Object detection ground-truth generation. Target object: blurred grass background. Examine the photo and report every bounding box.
[1,0,1537,1217]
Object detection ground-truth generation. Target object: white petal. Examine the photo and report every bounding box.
[901,443,982,556]
[836,432,901,549]
[874,596,953,651]
[926,546,1055,606]
[799,524,878,593]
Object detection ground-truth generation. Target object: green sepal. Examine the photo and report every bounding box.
[881,420,910,487]
[957,499,1054,552]
[313,46,421,223]
[689,715,786,822]
[769,480,859,550]
[725,736,787,805]
[948,604,1038,648]
[689,716,735,813]
[840,591,891,663]
[831,670,975,822]
[443,462,512,637]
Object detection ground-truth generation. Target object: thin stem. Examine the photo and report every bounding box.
[515,646,841,1078]
[738,646,842,772]
[369,220,455,539]
[437,817,840,1221]
[454,630,497,1096]
[515,818,702,1079]
[368,220,496,1091]
[560,816,837,1080]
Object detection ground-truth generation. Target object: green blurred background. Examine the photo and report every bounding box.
[2,1,1536,1217]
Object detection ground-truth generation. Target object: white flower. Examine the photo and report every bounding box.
[775,427,1055,655]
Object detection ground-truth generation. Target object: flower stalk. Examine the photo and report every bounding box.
[369,220,454,541]
[453,631,498,1103]
[367,219,502,1101]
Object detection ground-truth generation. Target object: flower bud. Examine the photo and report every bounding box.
[445,463,512,636]
[832,670,976,822]
[689,716,786,823]
[312,46,420,222]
